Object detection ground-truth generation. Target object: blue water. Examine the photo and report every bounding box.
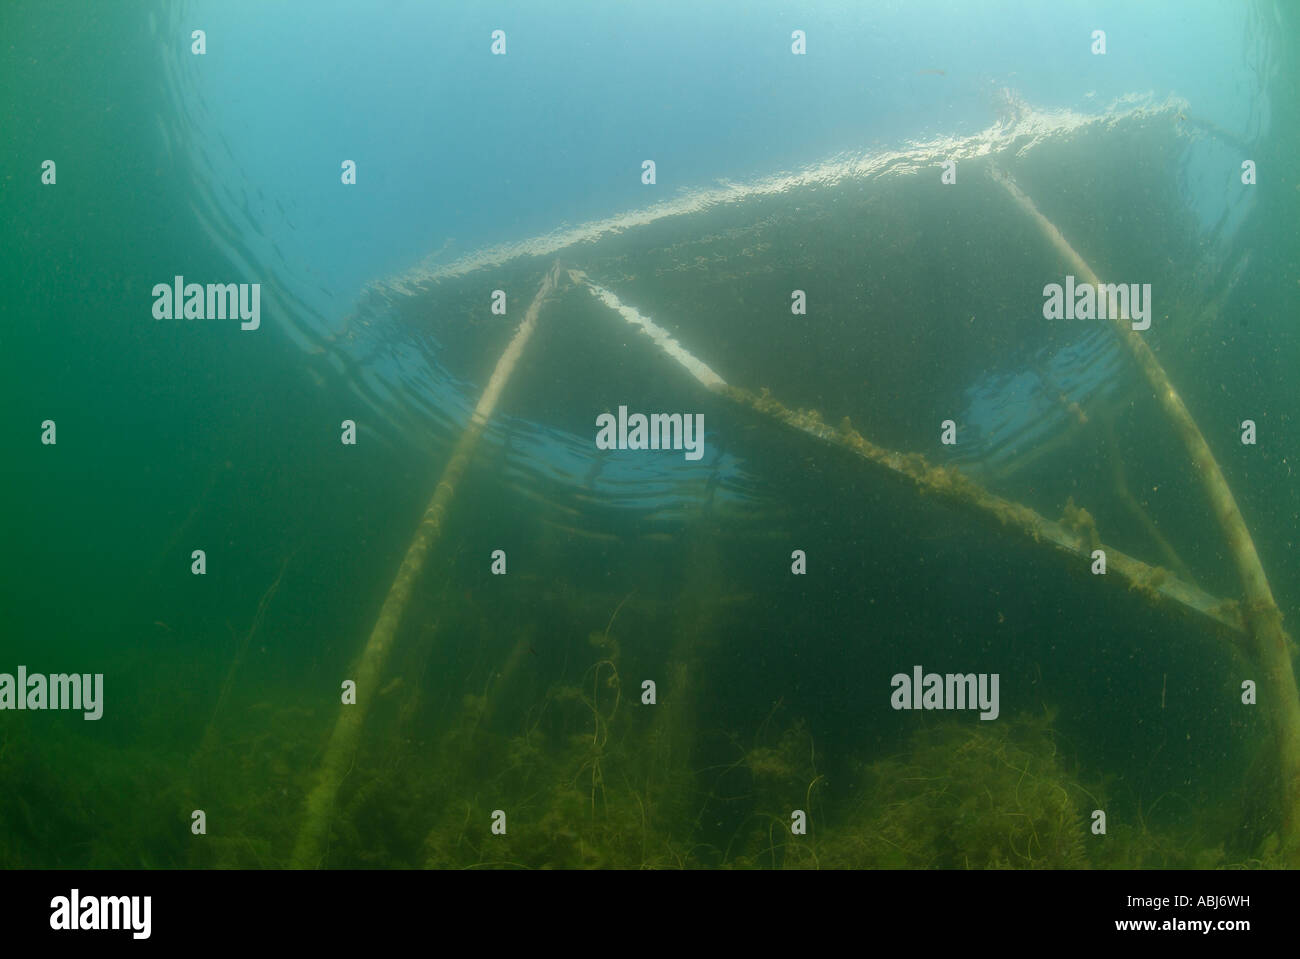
[160,0,1273,341]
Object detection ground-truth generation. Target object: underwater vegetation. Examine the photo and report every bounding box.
[222,693,1285,869]
[814,714,1094,869]
[0,535,1283,871]
[1,671,1283,870]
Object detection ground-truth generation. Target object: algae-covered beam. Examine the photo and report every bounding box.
[725,382,1246,636]
[292,262,563,869]
[570,271,1245,638]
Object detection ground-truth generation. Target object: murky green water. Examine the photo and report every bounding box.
[3,1,1298,869]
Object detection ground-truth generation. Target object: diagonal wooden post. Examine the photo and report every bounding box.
[994,167,1300,863]
[292,263,562,868]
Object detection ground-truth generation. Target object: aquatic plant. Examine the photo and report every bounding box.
[858,715,1089,868]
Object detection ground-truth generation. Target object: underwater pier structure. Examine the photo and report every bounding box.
[288,92,1296,868]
